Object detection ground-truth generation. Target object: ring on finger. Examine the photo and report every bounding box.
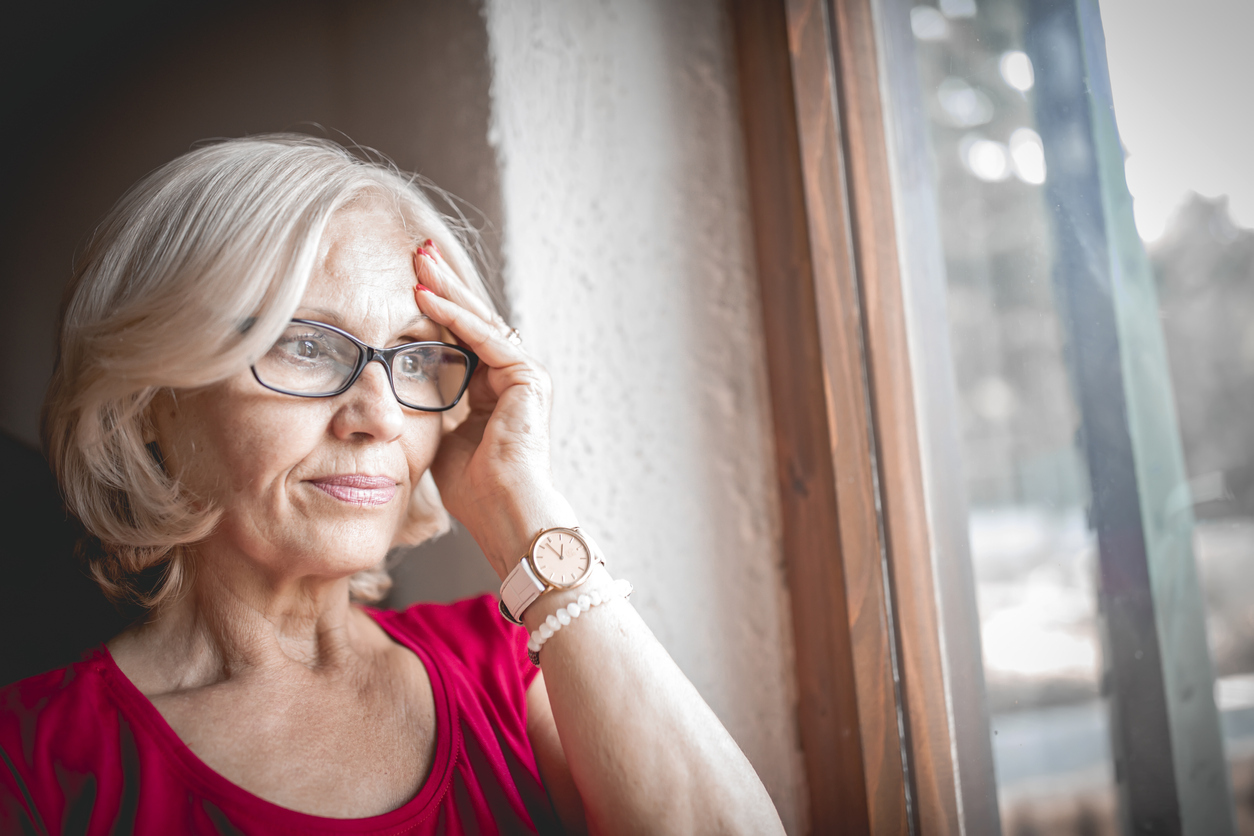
[505,327,523,346]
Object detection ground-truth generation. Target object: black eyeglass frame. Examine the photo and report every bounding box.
[250,318,479,413]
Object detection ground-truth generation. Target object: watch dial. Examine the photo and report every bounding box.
[532,530,591,586]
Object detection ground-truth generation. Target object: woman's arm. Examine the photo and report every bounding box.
[523,577,784,836]
[412,244,784,835]
[525,673,587,832]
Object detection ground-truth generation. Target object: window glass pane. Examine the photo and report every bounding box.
[1101,0,1254,832]
[889,0,1237,832]
[905,4,1117,829]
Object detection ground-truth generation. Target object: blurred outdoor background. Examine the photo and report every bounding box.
[905,0,1254,831]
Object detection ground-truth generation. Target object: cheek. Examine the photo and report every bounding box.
[158,385,328,508]
[400,414,444,480]
[162,391,444,509]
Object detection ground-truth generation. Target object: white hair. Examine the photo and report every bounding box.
[42,134,495,608]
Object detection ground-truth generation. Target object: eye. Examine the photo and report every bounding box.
[276,333,331,361]
[293,338,321,359]
[268,327,356,369]
[397,353,431,380]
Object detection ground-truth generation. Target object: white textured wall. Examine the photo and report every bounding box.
[483,2,806,830]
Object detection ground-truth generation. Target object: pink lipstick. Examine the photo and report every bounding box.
[309,475,398,506]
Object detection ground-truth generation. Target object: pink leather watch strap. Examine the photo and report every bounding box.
[500,556,545,623]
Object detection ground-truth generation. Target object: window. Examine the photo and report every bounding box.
[733,0,1249,832]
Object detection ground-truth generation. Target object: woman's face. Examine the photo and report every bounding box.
[151,202,445,583]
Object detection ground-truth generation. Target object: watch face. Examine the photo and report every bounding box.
[531,529,592,587]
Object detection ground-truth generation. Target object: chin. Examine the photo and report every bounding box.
[212,508,401,578]
[317,532,396,570]
[263,525,398,581]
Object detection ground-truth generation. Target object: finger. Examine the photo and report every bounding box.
[414,244,518,345]
[412,242,502,326]
[414,285,528,370]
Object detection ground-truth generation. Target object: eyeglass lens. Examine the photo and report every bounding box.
[253,322,471,410]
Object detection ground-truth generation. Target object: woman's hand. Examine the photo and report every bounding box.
[415,243,785,836]
[412,243,577,578]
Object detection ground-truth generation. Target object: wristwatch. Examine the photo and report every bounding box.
[499,526,605,624]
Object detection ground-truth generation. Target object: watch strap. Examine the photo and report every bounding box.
[500,555,545,623]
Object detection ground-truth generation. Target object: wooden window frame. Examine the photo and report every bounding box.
[729,0,998,832]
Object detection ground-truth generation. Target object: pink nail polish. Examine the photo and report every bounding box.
[415,283,432,293]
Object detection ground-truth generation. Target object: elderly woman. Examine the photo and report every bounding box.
[0,136,783,835]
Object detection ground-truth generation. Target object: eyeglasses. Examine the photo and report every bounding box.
[251,319,478,412]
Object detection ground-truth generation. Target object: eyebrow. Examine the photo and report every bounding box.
[296,308,434,332]
[290,309,442,345]
[397,314,437,332]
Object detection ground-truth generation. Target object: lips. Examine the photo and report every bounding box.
[308,474,398,506]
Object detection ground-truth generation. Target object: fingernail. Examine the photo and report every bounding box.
[428,240,441,257]
[415,283,432,293]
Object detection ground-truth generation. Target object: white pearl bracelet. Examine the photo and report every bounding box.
[526,578,633,666]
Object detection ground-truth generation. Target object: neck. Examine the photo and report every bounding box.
[110,546,379,695]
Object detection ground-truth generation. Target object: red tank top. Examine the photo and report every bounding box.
[0,595,557,834]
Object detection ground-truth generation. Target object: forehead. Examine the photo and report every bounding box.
[299,203,422,337]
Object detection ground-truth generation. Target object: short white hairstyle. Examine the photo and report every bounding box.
[42,134,496,608]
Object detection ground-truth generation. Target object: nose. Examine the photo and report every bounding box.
[330,358,404,442]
